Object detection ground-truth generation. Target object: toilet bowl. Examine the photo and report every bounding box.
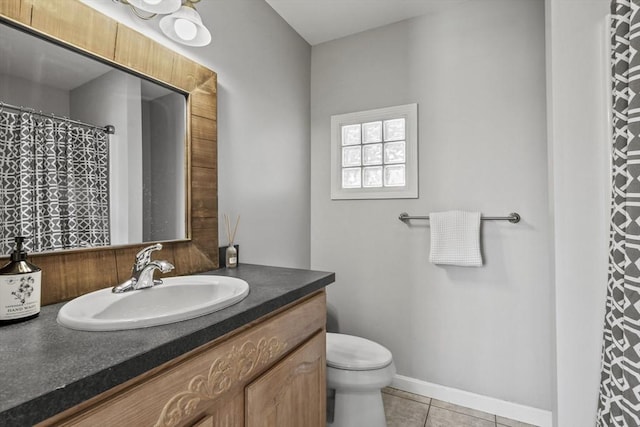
[326,333,395,427]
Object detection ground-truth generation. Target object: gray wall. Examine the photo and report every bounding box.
[546,0,610,425]
[209,1,311,267]
[310,0,552,411]
[82,0,312,269]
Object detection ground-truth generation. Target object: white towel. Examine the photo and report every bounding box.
[428,211,482,267]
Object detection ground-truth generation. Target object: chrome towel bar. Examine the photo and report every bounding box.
[398,212,521,224]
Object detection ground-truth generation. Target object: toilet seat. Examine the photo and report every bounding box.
[326,333,393,371]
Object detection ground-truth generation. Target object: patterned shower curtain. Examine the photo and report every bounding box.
[597,1,640,425]
[0,110,110,254]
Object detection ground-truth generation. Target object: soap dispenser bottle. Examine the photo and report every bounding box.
[0,237,41,325]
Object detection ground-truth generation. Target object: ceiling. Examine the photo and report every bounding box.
[0,1,467,89]
[264,0,467,45]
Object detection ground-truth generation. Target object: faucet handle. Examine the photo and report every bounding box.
[133,243,163,272]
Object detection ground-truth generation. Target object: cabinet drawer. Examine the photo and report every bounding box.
[44,291,326,427]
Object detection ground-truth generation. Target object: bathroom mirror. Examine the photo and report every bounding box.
[0,0,218,305]
[0,22,187,254]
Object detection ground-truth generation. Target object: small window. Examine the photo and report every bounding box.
[330,104,418,199]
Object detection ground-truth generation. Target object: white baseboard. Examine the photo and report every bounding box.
[391,374,553,427]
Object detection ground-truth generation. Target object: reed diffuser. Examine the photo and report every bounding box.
[224,214,240,268]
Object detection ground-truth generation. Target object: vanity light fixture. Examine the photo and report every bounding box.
[113,0,212,47]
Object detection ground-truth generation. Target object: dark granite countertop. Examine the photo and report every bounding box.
[0,264,334,426]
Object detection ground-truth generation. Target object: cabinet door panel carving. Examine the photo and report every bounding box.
[156,336,287,427]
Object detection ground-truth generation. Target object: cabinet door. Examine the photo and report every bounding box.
[245,332,326,427]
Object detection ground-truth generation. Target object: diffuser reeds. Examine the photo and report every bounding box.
[224,214,240,246]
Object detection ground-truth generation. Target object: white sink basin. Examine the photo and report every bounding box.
[57,275,250,331]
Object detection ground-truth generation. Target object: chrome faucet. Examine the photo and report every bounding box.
[112,244,175,293]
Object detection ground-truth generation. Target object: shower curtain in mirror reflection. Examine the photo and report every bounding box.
[0,110,110,254]
[598,2,640,425]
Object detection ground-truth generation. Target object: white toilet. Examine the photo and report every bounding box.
[326,333,396,427]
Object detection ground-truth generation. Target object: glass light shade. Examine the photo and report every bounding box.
[127,0,181,14]
[174,18,198,41]
[159,6,212,46]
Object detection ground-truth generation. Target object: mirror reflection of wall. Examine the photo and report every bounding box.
[0,23,187,254]
[142,90,186,243]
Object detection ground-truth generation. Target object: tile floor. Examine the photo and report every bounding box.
[382,387,539,427]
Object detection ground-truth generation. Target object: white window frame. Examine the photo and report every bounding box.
[330,103,418,200]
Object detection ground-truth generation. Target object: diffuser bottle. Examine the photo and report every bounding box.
[0,237,41,325]
[224,213,240,268]
[226,245,238,268]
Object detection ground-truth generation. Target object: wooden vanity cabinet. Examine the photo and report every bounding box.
[39,291,326,427]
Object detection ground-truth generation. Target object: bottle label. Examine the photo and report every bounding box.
[0,271,41,321]
[229,256,237,265]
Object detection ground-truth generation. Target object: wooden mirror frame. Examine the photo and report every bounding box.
[0,0,218,305]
